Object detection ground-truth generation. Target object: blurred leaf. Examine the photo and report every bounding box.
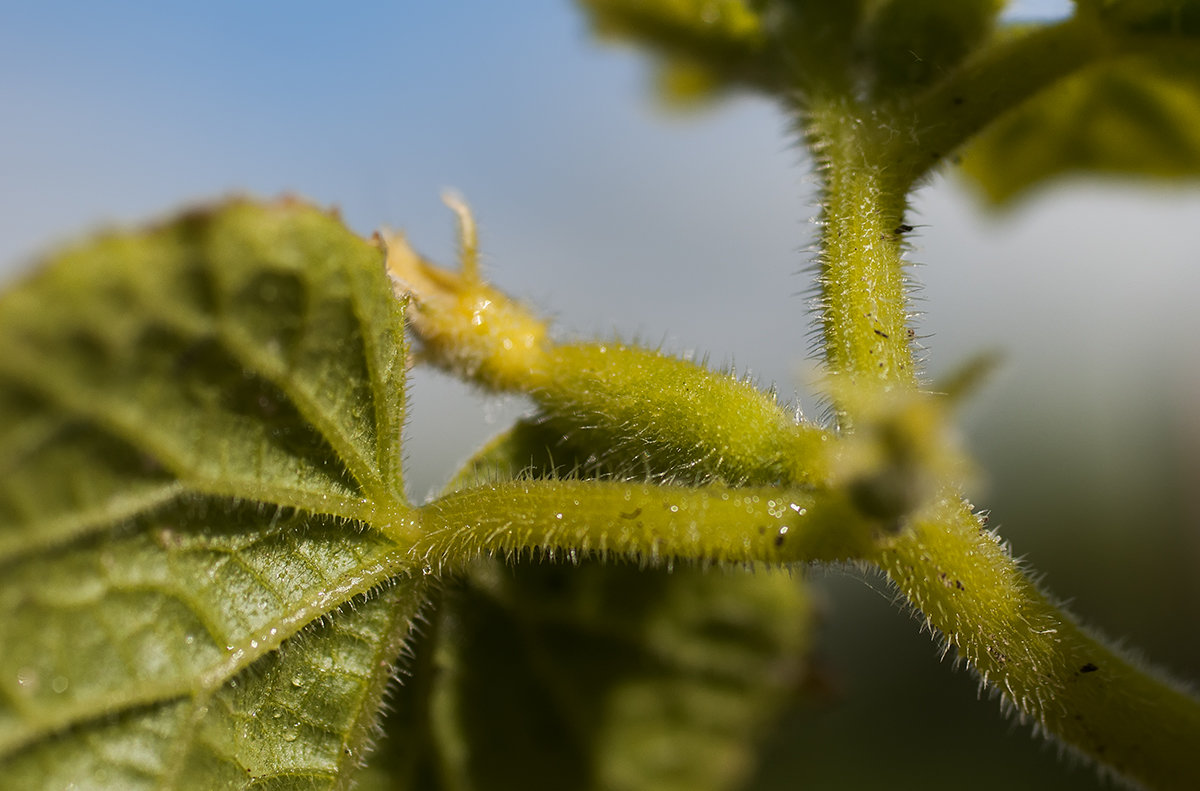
[959,51,1200,204]
[426,560,814,791]
[654,58,732,110]
[1079,0,1200,34]
[577,0,773,103]
[863,0,1005,97]
[0,200,423,788]
[577,1,1010,104]
[580,0,763,59]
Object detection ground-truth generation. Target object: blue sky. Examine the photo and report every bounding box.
[2,1,1198,498]
[1004,0,1072,19]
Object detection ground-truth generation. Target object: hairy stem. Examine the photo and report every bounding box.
[388,225,835,487]
[807,98,918,401]
[808,67,1200,789]
[884,498,1200,789]
[409,479,887,573]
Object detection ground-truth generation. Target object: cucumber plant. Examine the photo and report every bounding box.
[2,1,1200,789]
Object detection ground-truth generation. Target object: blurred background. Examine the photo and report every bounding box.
[3,1,1198,788]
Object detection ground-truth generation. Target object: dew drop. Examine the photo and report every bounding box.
[16,667,38,692]
[184,634,195,646]
[291,675,305,688]
[282,727,299,742]
[51,676,69,694]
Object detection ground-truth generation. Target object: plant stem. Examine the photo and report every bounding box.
[409,479,886,573]
[390,226,836,487]
[883,498,1200,790]
[807,98,918,403]
[809,76,1200,790]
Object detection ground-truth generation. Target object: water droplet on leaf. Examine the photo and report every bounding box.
[16,667,38,692]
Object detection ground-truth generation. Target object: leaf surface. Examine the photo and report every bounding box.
[0,200,422,789]
[427,560,813,791]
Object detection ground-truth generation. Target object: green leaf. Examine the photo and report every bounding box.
[0,200,422,788]
[350,587,445,791]
[576,1,1007,104]
[577,0,774,103]
[1079,0,1200,34]
[2,564,430,791]
[425,560,814,791]
[574,0,872,101]
[959,50,1200,204]
[372,422,817,791]
[862,0,1005,97]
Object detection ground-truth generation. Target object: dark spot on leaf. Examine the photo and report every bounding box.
[873,328,889,338]
[894,224,914,234]
[952,96,965,106]
[619,508,642,520]
[1080,662,1099,674]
